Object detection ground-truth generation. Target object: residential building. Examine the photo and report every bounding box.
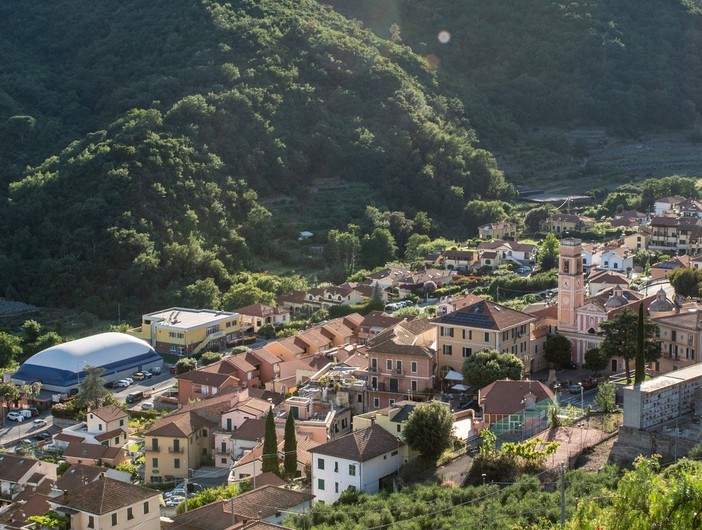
[598,247,633,273]
[623,226,652,252]
[86,405,129,448]
[650,255,691,281]
[653,196,685,217]
[0,454,57,501]
[587,270,630,297]
[358,311,405,344]
[478,380,554,426]
[542,213,588,234]
[176,369,240,405]
[441,249,479,272]
[127,307,240,356]
[648,216,702,255]
[169,486,313,528]
[63,442,125,467]
[650,297,702,374]
[51,477,160,530]
[478,221,518,240]
[477,240,537,269]
[236,304,290,333]
[367,319,436,409]
[433,299,535,381]
[611,210,648,228]
[310,425,404,504]
[435,293,483,318]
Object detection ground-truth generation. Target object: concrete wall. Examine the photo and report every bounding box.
[611,426,697,464]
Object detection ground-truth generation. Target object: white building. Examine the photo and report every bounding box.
[309,424,404,504]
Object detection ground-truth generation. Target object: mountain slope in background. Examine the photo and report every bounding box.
[0,0,509,310]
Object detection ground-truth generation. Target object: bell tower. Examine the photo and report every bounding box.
[557,238,585,330]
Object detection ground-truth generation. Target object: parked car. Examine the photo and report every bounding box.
[141,401,154,411]
[142,370,153,379]
[124,377,134,385]
[568,382,583,394]
[164,495,185,507]
[581,378,599,390]
[19,438,36,447]
[150,366,162,375]
[115,379,130,388]
[33,419,47,428]
[33,432,52,442]
[104,381,117,389]
[125,390,144,404]
[7,411,25,422]
[132,372,146,381]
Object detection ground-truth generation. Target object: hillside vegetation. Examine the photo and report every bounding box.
[326,0,702,142]
[0,0,509,310]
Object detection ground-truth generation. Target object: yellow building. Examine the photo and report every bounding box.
[433,299,535,382]
[128,307,239,356]
[143,410,215,483]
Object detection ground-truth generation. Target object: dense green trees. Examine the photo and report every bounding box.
[0,0,516,313]
[544,335,573,368]
[599,306,661,383]
[463,349,523,389]
[402,401,454,461]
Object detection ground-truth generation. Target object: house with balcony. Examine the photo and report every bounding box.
[650,300,702,374]
[649,216,702,255]
[127,307,240,356]
[143,392,243,482]
[0,454,56,502]
[235,304,290,334]
[215,417,266,468]
[310,424,404,504]
[51,477,161,530]
[542,213,590,234]
[433,299,535,382]
[367,318,436,410]
[654,196,686,216]
[623,226,652,252]
[55,404,129,451]
[477,240,537,270]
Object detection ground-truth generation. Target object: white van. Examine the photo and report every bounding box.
[150,366,162,375]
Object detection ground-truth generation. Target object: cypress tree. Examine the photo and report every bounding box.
[262,407,279,474]
[283,412,298,479]
[635,302,646,384]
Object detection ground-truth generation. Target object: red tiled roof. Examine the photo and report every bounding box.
[479,380,554,415]
[91,404,128,423]
[55,477,159,515]
[311,424,404,462]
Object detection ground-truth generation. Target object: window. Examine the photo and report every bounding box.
[112,513,117,526]
[440,327,454,337]
[114,437,120,444]
[120,419,124,427]
[396,360,402,372]
[170,345,177,353]
[371,376,378,390]
[411,361,417,373]
[99,424,103,431]
[152,458,158,468]
[318,458,325,470]
[389,399,395,406]
[484,332,490,343]
[469,330,473,340]
[151,439,159,451]
[462,329,466,339]
[127,507,134,520]
[386,359,393,370]
[462,347,472,357]
[318,478,325,491]
[374,397,380,408]
[174,458,180,469]
[335,482,339,493]
[349,464,356,476]
[334,461,338,473]
[411,380,417,391]
[144,502,150,514]
[442,344,452,356]
[370,358,378,371]
[88,516,95,528]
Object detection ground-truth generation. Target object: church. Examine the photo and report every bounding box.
[555,238,658,371]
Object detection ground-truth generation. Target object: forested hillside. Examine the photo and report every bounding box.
[326,0,702,142]
[0,0,510,311]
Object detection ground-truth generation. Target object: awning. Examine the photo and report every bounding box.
[444,370,464,381]
[451,384,470,391]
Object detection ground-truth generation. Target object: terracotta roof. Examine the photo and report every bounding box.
[360,311,404,330]
[250,346,283,365]
[146,409,216,438]
[434,299,535,330]
[55,477,159,515]
[652,310,702,331]
[91,404,128,423]
[63,442,111,461]
[342,351,370,369]
[587,270,630,285]
[295,328,331,349]
[234,303,288,318]
[232,418,266,442]
[172,487,312,529]
[223,354,257,373]
[481,250,498,259]
[656,196,686,204]
[278,358,317,379]
[94,427,126,442]
[367,320,434,359]
[177,370,239,388]
[250,471,286,488]
[55,463,106,492]
[549,214,581,223]
[443,249,477,260]
[342,313,364,330]
[0,492,51,528]
[55,432,85,443]
[479,380,554,415]
[310,424,404,462]
[0,454,40,483]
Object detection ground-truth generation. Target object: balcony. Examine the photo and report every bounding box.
[168,446,184,453]
[145,446,160,453]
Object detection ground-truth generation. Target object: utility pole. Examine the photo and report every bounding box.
[560,462,566,527]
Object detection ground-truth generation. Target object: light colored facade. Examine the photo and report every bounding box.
[236,304,290,333]
[478,221,518,240]
[623,227,652,252]
[128,307,240,356]
[367,319,436,409]
[597,247,634,273]
[434,299,534,380]
[0,455,57,501]
[310,425,404,504]
[52,477,160,530]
